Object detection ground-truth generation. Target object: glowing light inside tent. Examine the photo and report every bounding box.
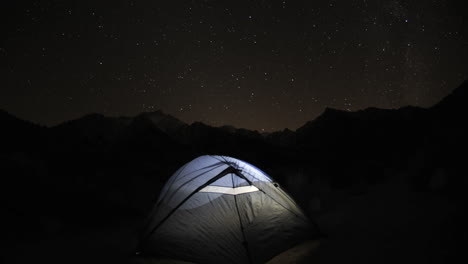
[199,185,259,195]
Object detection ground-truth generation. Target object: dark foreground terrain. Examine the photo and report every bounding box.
[1,81,467,263]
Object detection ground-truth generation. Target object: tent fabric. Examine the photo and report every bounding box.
[140,155,312,264]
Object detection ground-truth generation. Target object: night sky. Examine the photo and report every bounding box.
[1,1,467,131]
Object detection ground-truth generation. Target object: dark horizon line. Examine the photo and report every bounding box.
[2,79,464,133]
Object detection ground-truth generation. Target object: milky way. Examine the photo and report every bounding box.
[1,0,467,131]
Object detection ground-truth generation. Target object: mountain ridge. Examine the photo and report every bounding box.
[1,79,466,151]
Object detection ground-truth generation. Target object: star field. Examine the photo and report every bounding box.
[1,0,467,131]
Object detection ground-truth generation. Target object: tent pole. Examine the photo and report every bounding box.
[231,174,253,264]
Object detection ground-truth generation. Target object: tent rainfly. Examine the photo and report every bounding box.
[138,155,313,264]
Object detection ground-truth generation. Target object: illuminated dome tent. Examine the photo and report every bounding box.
[139,155,313,264]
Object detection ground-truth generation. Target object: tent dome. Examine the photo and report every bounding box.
[139,155,313,263]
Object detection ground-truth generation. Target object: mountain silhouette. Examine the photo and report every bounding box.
[137,110,187,135]
[0,109,45,151]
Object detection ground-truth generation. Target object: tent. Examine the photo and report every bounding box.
[138,155,313,263]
